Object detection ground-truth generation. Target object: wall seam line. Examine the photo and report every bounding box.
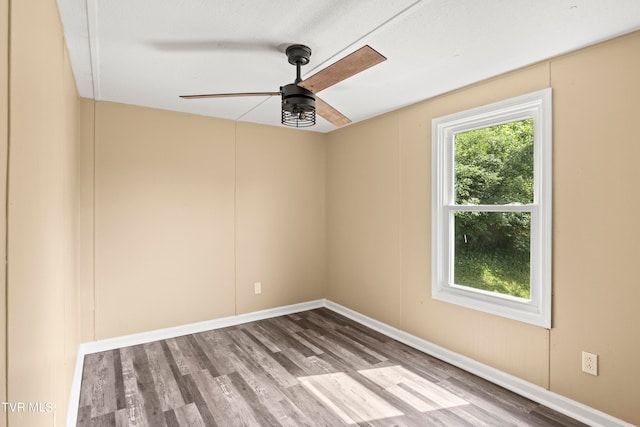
[548,59,551,392]
[3,0,9,424]
[92,100,96,341]
[233,120,237,316]
[397,114,403,330]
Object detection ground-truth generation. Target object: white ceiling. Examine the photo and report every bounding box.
[58,0,640,133]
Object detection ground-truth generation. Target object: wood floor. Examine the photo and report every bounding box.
[76,308,585,426]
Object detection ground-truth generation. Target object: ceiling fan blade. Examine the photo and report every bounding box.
[315,96,351,128]
[299,45,386,93]
[180,91,281,99]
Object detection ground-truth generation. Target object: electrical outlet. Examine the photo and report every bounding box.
[254,282,262,294]
[581,351,598,376]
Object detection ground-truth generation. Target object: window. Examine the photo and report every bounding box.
[432,89,552,328]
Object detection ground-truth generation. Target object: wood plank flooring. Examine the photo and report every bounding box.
[76,308,586,426]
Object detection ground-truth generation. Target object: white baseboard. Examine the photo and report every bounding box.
[81,299,325,356]
[66,299,324,426]
[324,300,635,427]
[66,298,634,427]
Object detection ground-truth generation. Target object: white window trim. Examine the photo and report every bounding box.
[432,88,552,328]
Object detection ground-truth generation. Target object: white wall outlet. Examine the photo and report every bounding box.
[581,351,598,376]
[254,282,262,294]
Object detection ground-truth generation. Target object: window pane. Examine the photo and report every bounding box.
[454,119,534,205]
[453,212,530,299]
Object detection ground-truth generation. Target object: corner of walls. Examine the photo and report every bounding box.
[79,98,95,343]
[92,102,237,339]
[325,113,404,329]
[225,122,328,315]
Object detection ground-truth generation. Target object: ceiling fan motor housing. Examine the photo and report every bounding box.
[281,83,316,127]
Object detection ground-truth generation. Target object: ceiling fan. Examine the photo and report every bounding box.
[180,44,386,128]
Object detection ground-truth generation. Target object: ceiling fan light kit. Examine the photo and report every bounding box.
[281,83,316,127]
[180,43,387,129]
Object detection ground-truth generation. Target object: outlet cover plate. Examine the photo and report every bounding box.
[581,351,598,376]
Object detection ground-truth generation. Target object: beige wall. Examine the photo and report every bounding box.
[327,32,640,425]
[549,32,640,423]
[236,122,326,314]
[327,113,402,328]
[7,0,82,426]
[93,102,236,339]
[90,103,326,339]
